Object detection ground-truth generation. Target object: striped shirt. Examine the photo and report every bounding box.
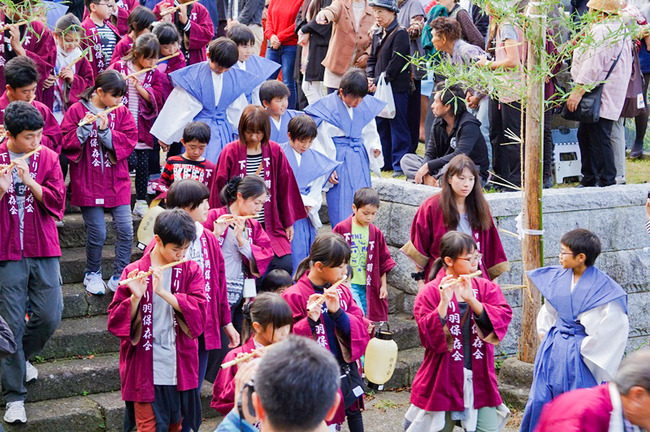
[246,153,265,224]
[96,24,117,64]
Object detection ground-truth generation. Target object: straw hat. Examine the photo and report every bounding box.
[586,0,622,14]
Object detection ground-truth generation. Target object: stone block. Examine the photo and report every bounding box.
[62,284,90,319]
[389,314,420,351]
[498,307,522,357]
[87,391,124,432]
[3,396,104,432]
[403,294,416,316]
[40,315,119,360]
[387,246,419,295]
[388,285,404,315]
[628,291,650,338]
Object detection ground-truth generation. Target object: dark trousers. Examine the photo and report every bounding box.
[377,91,411,172]
[407,80,422,153]
[0,257,63,402]
[489,99,523,187]
[577,118,616,186]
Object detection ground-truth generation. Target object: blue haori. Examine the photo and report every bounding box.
[519,265,628,432]
[270,109,301,145]
[304,93,385,228]
[170,63,257,162]
[234,55,281,104]
[280,142,340,270]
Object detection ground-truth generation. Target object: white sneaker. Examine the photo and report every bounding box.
[4,401,26,424]
[107,276,120,292]
[25,361,38,383]
[84,271,106,295]
[133,200,148,218]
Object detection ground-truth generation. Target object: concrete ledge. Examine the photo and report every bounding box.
[497,357,534,410]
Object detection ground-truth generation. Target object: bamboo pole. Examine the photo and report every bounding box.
[519,1,545,364]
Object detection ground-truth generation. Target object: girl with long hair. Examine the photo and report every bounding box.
[401,154,509,289]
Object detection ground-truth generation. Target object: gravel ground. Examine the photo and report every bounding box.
[200,390,523,432]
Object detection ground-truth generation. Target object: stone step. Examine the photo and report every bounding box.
[58,214,142,250]
[2,384,220,432]
[39,315,118,361]
[60,246,143,284]
[388,313,420,351]
[23,354,120,403]
[62,284,114,319]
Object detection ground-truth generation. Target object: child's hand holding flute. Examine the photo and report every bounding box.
[438,270,484,319]
[306,278,346,321]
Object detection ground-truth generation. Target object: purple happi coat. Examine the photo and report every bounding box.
[211,336,257,415]
[333,216,396,322]
[156,50,187,98]
[144,226,231,350]
[401,193,510,282]
[211,140,307,257]
[153,0,214,65]
[410,269,512,412]
[41,54,95,114]
[202,207,274,278]
[109,60,165,148]
[282,274,371,424]
[0,142,65,261]
[535,384,613,432]
[60,101,137,207]
[81,18,120,78]
[107,252,207,402]
[0,93,62,154]
[109,34,133,65]
[83,0,138,36]
[0,14,56,106]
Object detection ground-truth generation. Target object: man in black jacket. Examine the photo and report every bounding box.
[401,83,489,184]
[366,0,411,176]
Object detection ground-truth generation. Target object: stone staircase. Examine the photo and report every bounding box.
[1,212,424,431]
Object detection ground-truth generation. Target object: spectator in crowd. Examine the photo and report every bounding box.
[401,83,489,184]
[296,0,333,105]
[566,0,632,188]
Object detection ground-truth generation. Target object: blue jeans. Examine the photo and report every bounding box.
[350,283,367,316]
[266,45,297,109]
[81,205,133,278]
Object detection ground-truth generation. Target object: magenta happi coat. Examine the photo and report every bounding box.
[0,142,65,261]
[402,193,510,282]
[0,93,62,154]
[60,101,137,207]
[0,14,56,105]
[333,216,396,322]
[83,0,137,36]
[157,50,187,98]
[152,0,214,65]
[109,34,133,65]
[410,269,512,412]
[282,274,371,424]
[211,336,257,415]
[41,55,95,113]
[211,141,307,258]
[81,18,120,77]
[144,226,231,350]
[202,207,274,277]
[107,252,207,402]
[109,60,165,148]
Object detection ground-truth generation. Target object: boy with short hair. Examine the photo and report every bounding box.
[280,114,339,270]
[0,1,57,105]
[332,187,395,321]
[305,69,384,228]
[520,228,630,432]
[81,0,121,77]
[153,121,216,198]
[227,24,280,105]
[0,57,62,153]
[259,269,293,294]
[260,80,300,145]
[107,208,207,432]
[0,101,65,424]
[151,37,257,162]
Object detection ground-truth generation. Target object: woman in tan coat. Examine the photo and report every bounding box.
[316,0,375,91]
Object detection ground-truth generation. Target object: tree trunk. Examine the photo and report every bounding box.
[518,3,545,364]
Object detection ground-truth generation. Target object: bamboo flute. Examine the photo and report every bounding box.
[77,103,124,127]
[159,0,201,16]
[55,48,90,78]
[118,257,189,286]
[307,278,347,312]
[215,214,257,224]
[0,20,29,32]
[439,270,483,290]
[0,146,43,175]
[124,52,181,79]
[221,351,260,369]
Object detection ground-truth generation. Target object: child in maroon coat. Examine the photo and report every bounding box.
[81,0,121,77]
[109,6,157,65]
[108,209,207,432]
[332,187,395,322]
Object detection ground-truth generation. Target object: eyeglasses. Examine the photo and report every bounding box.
[457,253,482,264]
[559,252,575,256]
[97,2,115,8]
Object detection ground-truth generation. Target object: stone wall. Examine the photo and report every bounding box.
[372,178,650,355]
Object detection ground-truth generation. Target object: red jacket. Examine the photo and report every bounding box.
[264,0,304,45]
